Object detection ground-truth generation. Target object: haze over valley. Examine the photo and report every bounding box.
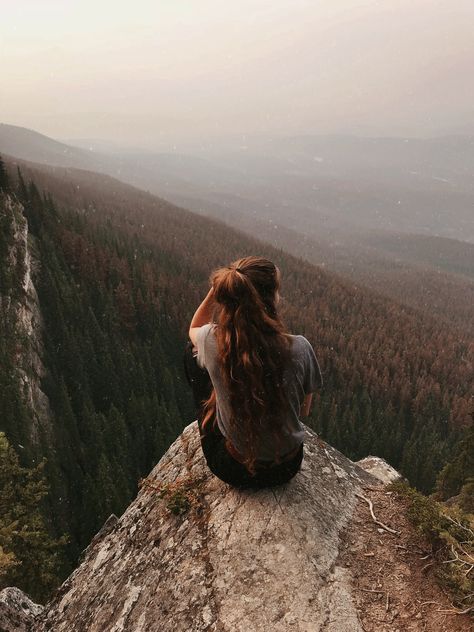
[2,122,473,337]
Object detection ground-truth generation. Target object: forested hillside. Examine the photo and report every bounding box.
[2,125,473,340]
[177,204,474,339]
[0,159,194,598]
[0,155,472,601]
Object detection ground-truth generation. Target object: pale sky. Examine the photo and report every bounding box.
[1,0,474,147]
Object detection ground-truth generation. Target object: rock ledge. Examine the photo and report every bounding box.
[32,422,384,632]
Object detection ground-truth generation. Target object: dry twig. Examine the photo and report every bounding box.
[355,492,400,535]
[436,605,473,615]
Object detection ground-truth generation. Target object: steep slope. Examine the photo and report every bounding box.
[4,155,473,490]
[0,173,197,571]
[0,192,53,452]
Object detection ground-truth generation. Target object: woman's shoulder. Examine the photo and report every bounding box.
[287,333,323,388]
[199,322,216,336]
[288,333,312,350]
[287,334,318,363]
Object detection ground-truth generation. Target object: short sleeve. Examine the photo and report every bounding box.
[194,323,213,369]
[302,337,323,393]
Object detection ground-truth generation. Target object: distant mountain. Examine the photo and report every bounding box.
[177,200,474,337]
[0,123,99,170]
[3,123,474,242]
[171,133,474,242]
[1,123,473,337]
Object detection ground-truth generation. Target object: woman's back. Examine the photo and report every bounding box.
[195,323,323,462]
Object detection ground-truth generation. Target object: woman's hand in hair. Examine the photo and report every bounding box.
[189,287,215,346]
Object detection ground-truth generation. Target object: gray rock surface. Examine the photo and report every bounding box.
[0,586,43,632]
[356,456,403,485]
[32,421,383,632]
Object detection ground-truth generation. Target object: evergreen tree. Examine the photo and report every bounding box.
[436,424,474,500]
[0,155,9,193]
[16,167,28,204]
[0,432,67,603]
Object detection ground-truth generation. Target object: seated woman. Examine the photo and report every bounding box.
[185,256,323,489]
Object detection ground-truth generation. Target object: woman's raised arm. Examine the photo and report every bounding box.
[189,287,215,346]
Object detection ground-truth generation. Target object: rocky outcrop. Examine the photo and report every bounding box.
[30,421,385,632]
[0,587,43,632]
[3,421,470,631]
[355,456,403,485]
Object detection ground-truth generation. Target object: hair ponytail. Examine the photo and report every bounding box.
[200,256,292,475]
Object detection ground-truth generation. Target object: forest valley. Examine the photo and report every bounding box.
[0,154,472,603]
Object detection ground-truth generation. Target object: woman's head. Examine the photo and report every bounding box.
[201,256,292,475]
[210,256,281,319]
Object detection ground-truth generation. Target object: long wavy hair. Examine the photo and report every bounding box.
[200,256,293,475]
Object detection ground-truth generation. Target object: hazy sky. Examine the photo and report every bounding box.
[2,0,474,147]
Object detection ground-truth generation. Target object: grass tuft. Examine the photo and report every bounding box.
[139,474,206,517]
[389,480,473,614]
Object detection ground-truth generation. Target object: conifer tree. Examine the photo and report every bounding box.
[0,432,67,602]
[436,424,474,500]
[16,167,28,204]
[0,155,9,193]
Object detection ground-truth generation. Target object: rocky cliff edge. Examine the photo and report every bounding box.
[1,422,471,632]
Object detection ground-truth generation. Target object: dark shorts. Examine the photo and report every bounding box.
[183,341,304,489]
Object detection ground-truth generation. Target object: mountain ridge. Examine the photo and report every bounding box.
[2,123,473,339]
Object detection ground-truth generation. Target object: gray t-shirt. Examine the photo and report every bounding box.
[194,323,323,462]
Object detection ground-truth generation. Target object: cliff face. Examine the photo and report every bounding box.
[32,422,381,632]
[0,194,52,444]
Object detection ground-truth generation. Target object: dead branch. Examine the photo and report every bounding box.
[355,492,400,535]
[444,514,474,539]
[436,605,473,615]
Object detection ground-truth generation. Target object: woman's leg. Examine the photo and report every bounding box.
[199,416,304,489]
[197,414,260,488]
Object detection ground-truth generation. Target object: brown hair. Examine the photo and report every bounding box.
[200,256,293,475]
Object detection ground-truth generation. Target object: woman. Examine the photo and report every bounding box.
[185,256,323,489]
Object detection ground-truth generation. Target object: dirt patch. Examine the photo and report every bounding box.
[339,485,473,631]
